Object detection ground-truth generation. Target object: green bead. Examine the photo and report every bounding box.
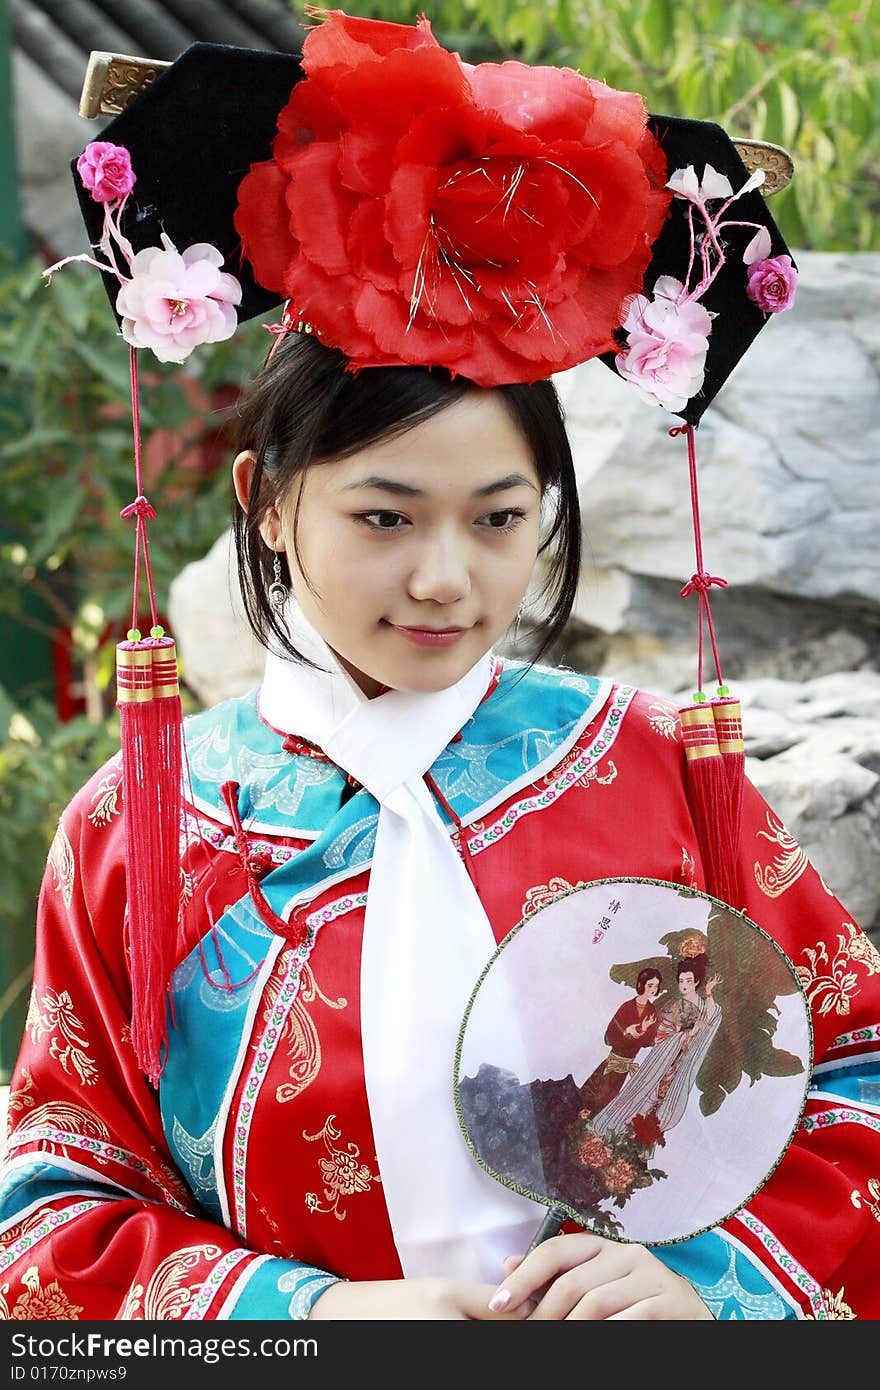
[150,625,165,639]
[692,691,707,703]
[127,628,141,642]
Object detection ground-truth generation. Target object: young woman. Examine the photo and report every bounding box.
[1,11,877,1323]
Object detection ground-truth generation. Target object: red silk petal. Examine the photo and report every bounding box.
[234,159,297,295]
[346,199,401,292]
[303,9,440,76]
[353,280,471,365]
[466,60,597,141]
[287,142,358,276]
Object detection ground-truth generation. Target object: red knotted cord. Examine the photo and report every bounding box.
[121,349,160,634]
[670,423,727,693]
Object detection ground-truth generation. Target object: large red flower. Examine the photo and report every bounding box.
[234,9,671,385]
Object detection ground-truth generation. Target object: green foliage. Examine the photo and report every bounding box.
[0,254,265,660]
[0,254,265,1017]
[310,0,880,251]
[0,696,120,938]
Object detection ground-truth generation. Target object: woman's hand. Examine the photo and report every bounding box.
[488,1234,713,1321]
[308,1276,535,1320]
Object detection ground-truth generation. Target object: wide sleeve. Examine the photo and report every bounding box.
[656,774,880,1321]
[0,761,339,1322]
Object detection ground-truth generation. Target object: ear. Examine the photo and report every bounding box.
[232,449,282,549]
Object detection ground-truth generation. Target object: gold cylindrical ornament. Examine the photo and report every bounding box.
[116,643,154,704]
[679,703,721,762]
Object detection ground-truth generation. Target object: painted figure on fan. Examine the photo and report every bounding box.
[578,968,664,1119]
[590,955,723,1139]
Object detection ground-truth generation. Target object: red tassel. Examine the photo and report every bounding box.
[679,701,740,907]
[117,636,183,1086]
[712,695,745,869]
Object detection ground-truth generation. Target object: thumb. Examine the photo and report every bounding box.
[503,1254,525,1277]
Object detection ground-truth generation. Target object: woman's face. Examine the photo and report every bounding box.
[678,971,699,1001]
[238,389,543,696]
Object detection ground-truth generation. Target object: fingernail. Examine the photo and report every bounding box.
[488,1288,511,1311]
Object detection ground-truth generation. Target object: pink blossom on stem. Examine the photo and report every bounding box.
[115,235,242,363]
[746,254,798,314]
[76,142,136,203]
[615,275,712,412]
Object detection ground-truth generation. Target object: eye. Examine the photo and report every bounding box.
[355,511,410,531]
[478,508,528,532]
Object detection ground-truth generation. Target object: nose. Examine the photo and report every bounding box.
[407,526,472,605]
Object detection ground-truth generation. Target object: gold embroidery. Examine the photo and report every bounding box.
[0,1207,51,1251]
[26,987,98,1085]
[848,927,880,977]
[9,1101,109,1154]
[679,846,697,887]
[274,963,347,1105]
[47,823,75,909]
[6,1069,36,1127]
[1,1266,84,1320]
[851,1178,880,1224]
[807,1287,855,1320]
[795,925,869,1017]
[576,760,618,790]
[88,773,122,827]
[116,1245,223,1320]
[646,703,680,740]
[117,1282,143,1319]
[754,811,808,898]
[303,1115,380,1220]
[521,876,589,918]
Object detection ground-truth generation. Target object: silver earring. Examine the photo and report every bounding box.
[512,597,527,642]
[268,550,289,613]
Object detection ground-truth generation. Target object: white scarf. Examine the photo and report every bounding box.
[258,597,543,1281]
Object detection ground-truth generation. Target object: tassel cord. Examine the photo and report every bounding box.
[119,349,159,634]
[671,423,727,693]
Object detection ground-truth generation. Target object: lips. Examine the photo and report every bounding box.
[389,623,471,649]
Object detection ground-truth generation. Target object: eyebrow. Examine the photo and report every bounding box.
[341,473,538,498]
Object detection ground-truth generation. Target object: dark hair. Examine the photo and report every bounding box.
[231,332,580,668]
[676,955,707,987]
[636,967,662,995]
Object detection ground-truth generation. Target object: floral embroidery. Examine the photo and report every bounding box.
[679,846,697,887]
[303,1115,380,1221]
[118,1245,224,1320]
[26,987,98,1085]
[521,877,589,918]
[646,703,680,740]
[576,760,618,791]
[88,772,122,827]
[232,946,307,1236]
[754,811,808,898]
[734,1210,826,1317]
[183,1249,254,1320]
[6,1069,36,1125]
[795,925,872,1017]
[7,1101,109,1153]
[0,1200,104,1274]
[0,1265,84,1320]
[1,1267,84,1317]
[47,823,74,909]
[851,1178,880,1224]
[466,687,637,857]
[806,1287,855,1320]
[274,963,347,1105]
[847,928,880,976]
